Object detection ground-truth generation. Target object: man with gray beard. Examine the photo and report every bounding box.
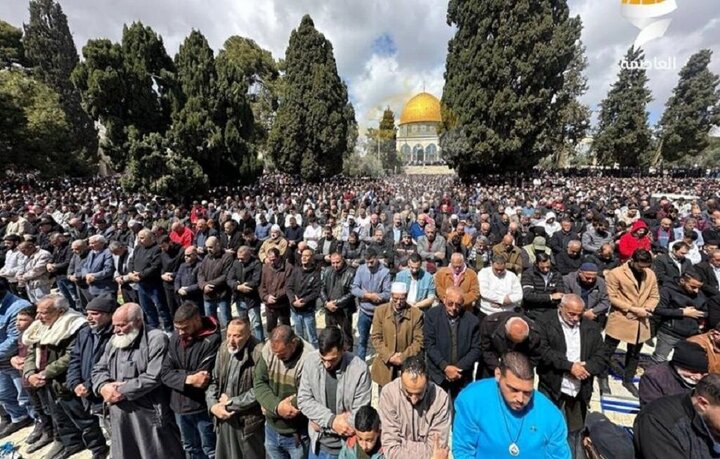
[92,303,184,459]
[206,318,265,459]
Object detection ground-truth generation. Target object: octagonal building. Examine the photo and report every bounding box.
[396,92,443,165]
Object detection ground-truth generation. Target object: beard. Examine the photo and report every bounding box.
[227,343,240,355]
[111,327,140,349]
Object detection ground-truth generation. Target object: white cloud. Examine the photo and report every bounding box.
[1,0,718,135]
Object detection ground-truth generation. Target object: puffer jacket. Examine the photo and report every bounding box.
[654,282,707,339]
[521,266,567,320]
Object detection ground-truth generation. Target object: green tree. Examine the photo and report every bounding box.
[268,15,356,181]
[218,35,279,150]
[657,49,720,164]
[72,22,174,168]
[0,20,25,67]
[551,40,591,168]
[441,0,582,177]
[122,131,208,198]
[593,47,653,167]
[366,108,401,173]
[23,0,97,166]
[0,69,73,174]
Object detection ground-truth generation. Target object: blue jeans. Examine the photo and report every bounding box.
[0,369,33,422]
[356,312,373,360]
[57,277,79,311]
[237,301,265,342]
[205,298,231,329]
[310,450,339,459]
[265,423,308,459]
[137,283,173,331]
[291,308,318,348]
[176,411,216,459]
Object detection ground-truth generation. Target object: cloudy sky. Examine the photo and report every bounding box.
[2,0,718,134]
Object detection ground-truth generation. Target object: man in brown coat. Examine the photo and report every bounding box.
[370,282,424,387]
[259,248,295,334]
[434,253,479,311]
[492,235,524,275]
[600,249,659,397]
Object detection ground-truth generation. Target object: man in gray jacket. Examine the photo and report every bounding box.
[562,263,610,325]
[297,327,372,458]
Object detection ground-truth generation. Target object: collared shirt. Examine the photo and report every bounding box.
[407,277,418,305]
[559,313,581,398]
[713,265,720,288]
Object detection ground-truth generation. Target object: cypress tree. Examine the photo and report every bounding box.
[441,0,581,177]
[72,22,173,168]
[593,47,653,167]
[268,15,356,181]
[657,49,720,164]
[23,0,97,167]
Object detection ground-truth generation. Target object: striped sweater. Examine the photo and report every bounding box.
[254,337,313,434]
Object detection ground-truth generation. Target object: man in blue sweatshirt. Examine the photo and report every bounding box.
[351,249,391,360]
[453,351,570,459]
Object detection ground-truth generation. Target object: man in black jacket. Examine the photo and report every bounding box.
[161,302,221,459]
[695,249,720,298]
[653,241,692,287]
[634,373,720,459]
[198,236,234,330]
[554,240,584,276]
[522,253,566,320]
[287,248,320,348]
[537,294,606,432]
[424,286,481,400]
[127,229,173,332]
[174,246,203,309]
[313,226,342,268]
[227,246,263,341]
[159,235,184,317]
[219,220,242,255]
[319,253,356,351]
[478,311,542,379]
[651,269,707,363]
[47,233,76,310]
[62,295,113,458]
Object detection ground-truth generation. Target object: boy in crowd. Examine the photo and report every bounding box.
[339,405,384,459]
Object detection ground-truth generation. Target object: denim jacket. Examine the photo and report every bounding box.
[395,268,436,303]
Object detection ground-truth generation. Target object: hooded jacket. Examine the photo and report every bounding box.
[618,220,651,262]
[161,316,222,414]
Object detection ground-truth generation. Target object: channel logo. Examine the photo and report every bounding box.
[621,0,678,49]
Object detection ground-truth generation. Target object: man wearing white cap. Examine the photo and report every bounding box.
[370,281,424,387]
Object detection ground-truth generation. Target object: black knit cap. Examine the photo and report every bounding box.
[672,341,709,373]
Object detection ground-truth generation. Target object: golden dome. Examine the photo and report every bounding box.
[399,92,442,125]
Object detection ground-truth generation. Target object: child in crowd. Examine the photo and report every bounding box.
[10,305,53,451]
[339,405,384,459]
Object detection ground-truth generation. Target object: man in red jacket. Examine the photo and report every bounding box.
[618,220,651,262]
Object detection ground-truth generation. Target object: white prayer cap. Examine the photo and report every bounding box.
[391,282,408,295]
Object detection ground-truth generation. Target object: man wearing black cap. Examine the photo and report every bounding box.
[639,340,708,408]
[62,295,114,458]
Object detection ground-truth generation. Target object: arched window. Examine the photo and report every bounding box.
[426,144,437,164]
[413,144,424,164]
[401,144,411,163]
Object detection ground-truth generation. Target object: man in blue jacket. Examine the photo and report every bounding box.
[80,235,116,302]
[62,295,114,458]
[0,277,34,438]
